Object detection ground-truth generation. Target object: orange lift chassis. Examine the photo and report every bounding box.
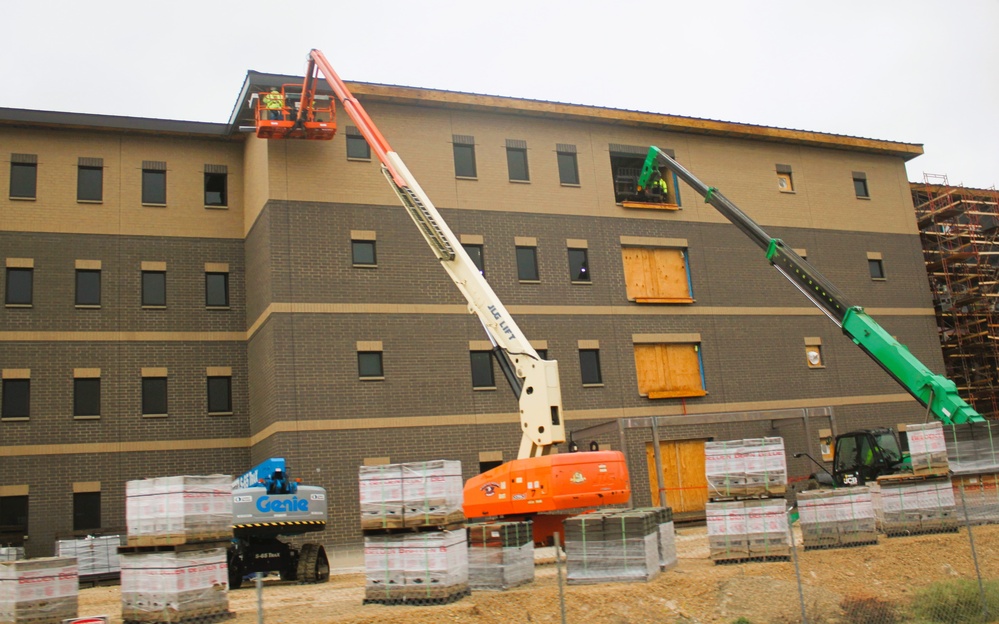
[256,50,631,538]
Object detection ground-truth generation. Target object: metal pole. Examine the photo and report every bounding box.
[651,416,667,508]
[786,506,808,624]
[554,532,567,624]
[959,481,989,621]
[256,571,264,624]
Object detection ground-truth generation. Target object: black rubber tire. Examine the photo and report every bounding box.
[296,543,330,584]
[227,551,244,590]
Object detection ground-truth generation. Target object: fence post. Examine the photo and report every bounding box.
[256,571,264,624]
[554,532,567,624]
[787,505,808,624]
[958,479,989,621]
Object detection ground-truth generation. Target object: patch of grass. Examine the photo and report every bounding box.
[730,618,753,624]
[908,578,999,624]
[841,594,901,624]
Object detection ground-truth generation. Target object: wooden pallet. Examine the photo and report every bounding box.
[122,608,234,624]
[712,554,791,565]
[78,570,122,587]
[362,520,465,536]
[876,469,949,483]
[119,539,230,554]
[621,201,680,211]
[125,532,232,548]
[363,586,470,606]
[803,539,878,551]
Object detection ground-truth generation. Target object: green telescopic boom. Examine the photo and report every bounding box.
[642,146,984,425]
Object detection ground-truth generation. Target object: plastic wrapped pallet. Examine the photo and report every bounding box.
[798,487,877,549]
[632,507,676,571]
[57,534,122,576]
[364,529,469,604]
[945,421,999,474]
[0,548,22,563]
[951,471,999,525]
[120,547,228,623]
[875,477,958,536]
[0,556,78,623]
[706,437,786,499]
[907,422,949,474]
[467,521,534,590]
[359,460,464,530]
[565,510,660,585]
[707,499,790,562]
[126,475,232,543]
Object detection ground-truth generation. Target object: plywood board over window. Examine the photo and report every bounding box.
[622,247,693,303]
[634,343,706,399]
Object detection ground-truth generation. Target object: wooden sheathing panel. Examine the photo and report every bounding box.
[634,343,706,399]
[645,439,709,514]
[621,248,693,303]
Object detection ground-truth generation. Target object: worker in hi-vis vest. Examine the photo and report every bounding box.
[263,88,284,120]
[651,169,669,201]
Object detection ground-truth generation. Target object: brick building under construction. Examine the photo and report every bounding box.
[0,66,947,557]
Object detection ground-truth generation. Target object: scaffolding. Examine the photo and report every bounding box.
[912,179,999,419]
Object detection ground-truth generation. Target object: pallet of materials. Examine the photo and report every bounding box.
[363,528,469,605]
[0,556,78,624]
[633,507,677,571]
[874,476,959,536]
[119,546,229,623]
[0,548,22,562]
[57,535,122,579]
[565,509,660,585]
[467,520,534,590]
[906,421,949,474]
[797,487,877,550]
[125,475,233,546]
[359,460,465,531]
[951,471,999,525]
[945,421,999,474]
[706,437,787,499]
[707,498,790,563]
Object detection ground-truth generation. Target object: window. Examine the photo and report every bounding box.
[5,268,32,306]
[869,259,885,279]
[142,377,168,416]
[568,248,590,283]
[470,351,495,389]
[0,495,28,539]
[352,240,377,266]
[634,342,707,399]
[535,348,548,360]
[141,162,167,204]
[805,341,824,368]
[346,127,370,160]
[358,352,384,379]
[74,378,101,418]
[479,459,503,473]
[1,379,30,419]
[208,376,232,414]
[579,349,603,385]
[77,159,103,202]
[557,145,579,185]
[142,271,166,306]
[506,139,529,182]
[204,165,227,207]
[76,269,101,306]
[9,155,37,199]
[853,172,869,198]
[609,144,677,205]
[73,492,101,532]
[516,246,539,282]
[777,164,794,192]
[621,246,694,303]
[206,272,229,307]
[464,244,484,275]
[453,135,477,178]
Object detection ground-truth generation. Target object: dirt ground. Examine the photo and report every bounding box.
[76,523,999,624]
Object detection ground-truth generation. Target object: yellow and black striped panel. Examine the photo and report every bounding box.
[232,520,326,530]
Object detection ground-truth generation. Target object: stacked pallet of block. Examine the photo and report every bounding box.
[875,477,958,536]
[120,475,232,623]
[705,437,790,563]
[360,460,469,605]
[565,509,660,584]
[944,421,999,524]
[0,548,22,562]
[797,487,878,549]
[0,557,78,623]
[633,507,677,571]
[907,422,950,474]
[57,534,122,579]
[467,521,534,590]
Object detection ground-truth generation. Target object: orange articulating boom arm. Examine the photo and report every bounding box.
[301,49,630,520]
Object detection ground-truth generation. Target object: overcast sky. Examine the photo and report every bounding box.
[4,1,997,189]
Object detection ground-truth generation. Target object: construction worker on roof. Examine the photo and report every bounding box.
[263,88,284,120]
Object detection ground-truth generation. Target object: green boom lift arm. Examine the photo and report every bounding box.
[639,146,984,425]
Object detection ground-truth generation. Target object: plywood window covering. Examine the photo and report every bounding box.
[634,343,706,399]
[622,247,693,303]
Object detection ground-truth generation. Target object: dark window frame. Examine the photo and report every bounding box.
[453,143,477,179]
[73,491,102,532]
[516,246,539,282]
[869,258,886,280]
[470,351,496,389]
[557,151,580,185]
[0,494,28,536]
[74,378,101,418]
[579,349,603,385]
[463,243,484,275]
[76,269,101,307]
[141,270,166,307]
[1,379,30,419]
[205,272,230,308]
[853,173,870,198]
[506,146,529,182]
[5,268,33,306]
[204,172,227,207]
[141,377,168,416]
[141,169,167,205]
[568,248,591,283]
[358,352,384,379]
[352,240,377,266]
[207,376,232,414]
[77,165,103,202]
[10,162,37,199]
[346,132,371,160]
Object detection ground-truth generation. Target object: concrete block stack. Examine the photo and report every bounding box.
[565,509,660,584]
[0,548,22,562]
[360,460,469,605]
[120,475,233,623]
[945,421,999,524]
[120,547,228,623]
[798,487,877,549]
[467,520,534,590]
[875,477,959,536]
[0,557,78,623]
[57,535,122,578]
[705,437,789,563]
[907,422,949,474]
[633,507,676,571]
